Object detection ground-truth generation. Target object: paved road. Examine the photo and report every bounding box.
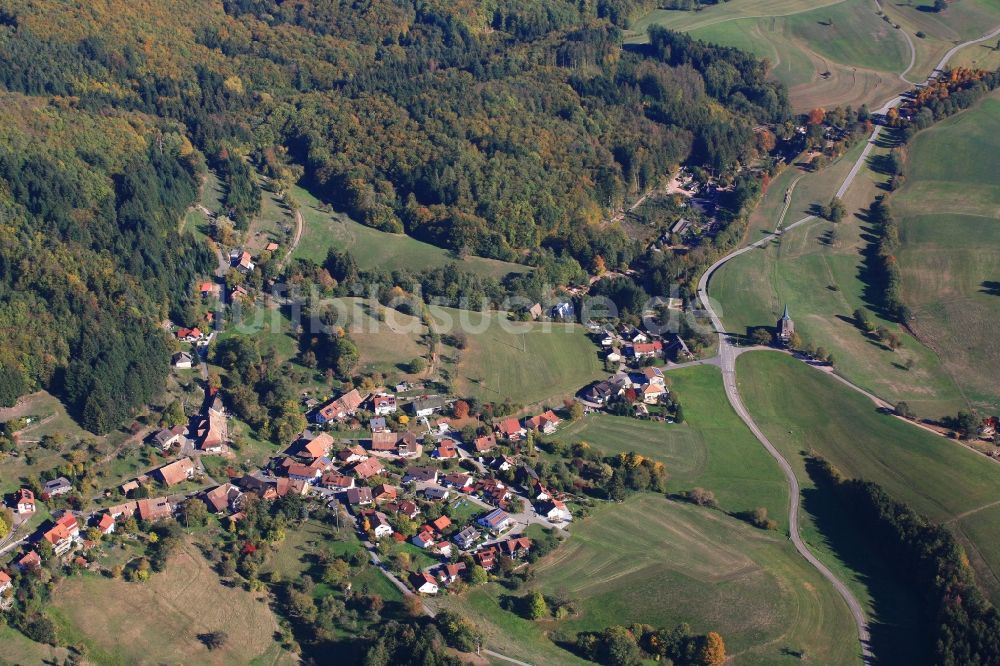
[691,23,1000,663]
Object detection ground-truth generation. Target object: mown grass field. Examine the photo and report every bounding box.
[431,309,604,406]
[878,0,1000,79]
[893,92,1000,412]
[290,184,529,279]
[50,540,297,666]
[553,365,789,527]
[627,0,911,110]
[627,0,1000,110]
[626,0,846,36]
[688,0,910,110]
[710,132,967,418]
[737,352,1000,621]
[442,494,859,665]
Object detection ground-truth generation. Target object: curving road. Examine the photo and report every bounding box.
[694,22,1000,664]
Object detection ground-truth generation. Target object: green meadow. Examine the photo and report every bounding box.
[893,92,1000,412]
[737,352,1000,617]
[442,495,859,665]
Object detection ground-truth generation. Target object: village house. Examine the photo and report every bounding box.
[346,487,374,507]
[236,250,255,274]
[277,477,310,498]
[397,433,423,459]
[410,571,439,595]
[360,510,393,539]
[642,383,667,404]
[351,457,385,480]
[320,473,355,492]
[108,501,138,519]
[477,478,512,507]
[176,327,204,343]
[171,351,194,369]
[488,455,515,472]
[477,508,511,534]
[370,431,399,453]
[17,551,41,572]
[369,417,387,433]
[527,303,543,320]
[525,410,561,434]
[197,403,228,454]
[441,472,474,490]
[152,426,187,452]
[474,548,497,570]
[15,488,35,514]
[423,486,449,501]
[0,570,12,595]
[410,396,446,418]
[403,466,439,484]
[96,514,115,535]
[438,561,466,585]
[203,484,243,514]
[156,457,195,487]
[411,529,435,549]
[500,537,532,559]
[583,380,614,406]
[372,484,397,503]
[336,445,368,464]
[313,389,366,424]
[434,438,459,459]
[394,500,421,520]
[473,434,496,454]
[628,340,664,359]
[372,393,397,416]
[42,513,80,556]
[42,477,73,498]
[453,526,480,550]
[641,366,665,385]
[978,416,998,439]
[540,498,572,523]
[137,497,174,522]
[299,432,335,459]
[496,417,526,441]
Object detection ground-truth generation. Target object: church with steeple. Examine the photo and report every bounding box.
[777,304,794,345]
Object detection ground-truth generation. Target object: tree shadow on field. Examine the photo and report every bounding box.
[801,456,929,664]
[980,280,1000,296]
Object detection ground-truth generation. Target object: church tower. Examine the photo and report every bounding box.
[777,304,794,344]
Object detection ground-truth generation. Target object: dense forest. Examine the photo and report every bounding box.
[0,0,788,430]
[0,95,213,431]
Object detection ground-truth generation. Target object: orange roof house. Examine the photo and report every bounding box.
[97,514,115,534]
[496,417,525,440]
[314,389,366,423]
[301,433,335,459]
[156,457,195,486]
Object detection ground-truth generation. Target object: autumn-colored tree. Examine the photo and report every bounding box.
[593,255,607,275]
[404,594,424,617]
[761,172,771,193]
[808,107,826,125]
[452,400,470,419]
[701,631,727,665]
[756,128,776,152]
